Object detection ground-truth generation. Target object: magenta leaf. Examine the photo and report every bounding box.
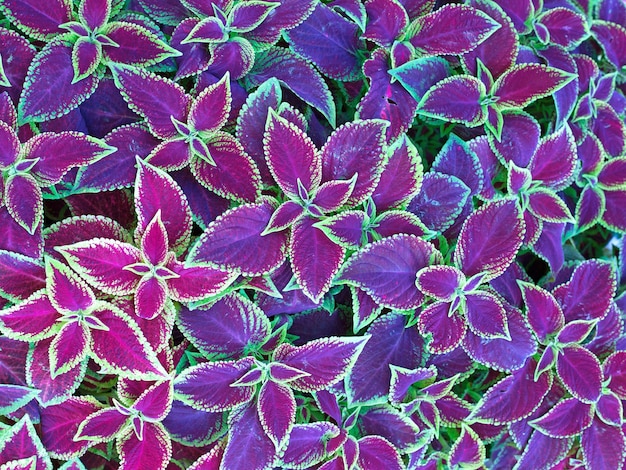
[0,121,19,167]
[188,73,230,133]
[595,391,622,427]
[530,398,593,438]
[346,313,423,406]
[188,198,287,276]
[229,1,278,32]
[538,7,588,49]
[279,422,342,469]
[245,0,316,43]
[71,38,101,84]
[604,351,626,399]
[110,63,190,139]
[165,259,236,302]
[491,112,540,167]
[177,293,270,360]
[4,173,42,235]
[133,381,173,421]
[556,319,597,345]
[0,291,59,341]
[79,0,110,30]
[174,357,255,412]
[45,257,95,315]
[221,401,276,470]
[469,358,552,424]
[363,0,407,47]
[409,4,500,55]
[418,302,466,354]
[592,20,626,70]
[0,385,38,416]
[274,336,368,392]
[56,239,141,295]
[358,404,426,452]
[516,431,573,470]
[0,251,45,302]
[103,21,180,66]
[581,416,626,470]
[357,436,404,470]
[314,211,366,250]
[416,266,464,301]
[529,125,577,191]
[289,217,345,303]
[518,282,564,342]
[464,291,509,339]
[48,321,89,378]
[0,0,71,39]
[263,201,305,235]
[493,64,574,108]
[339,234,441,309]
[116,422,171,470]
[0,415,52,470]
[449,426,485,469]
[257,380,295,447]
[453,199,525,279]
[162,400,225,447]
[528,189,574,223]
[556,345,602,404]
[417,75,486,126]
[134,275,167,320]
[18,40,99,123]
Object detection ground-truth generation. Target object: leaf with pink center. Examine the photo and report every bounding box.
[576,186,604,231]
[528,189,574,223]
[274,336,368,393]
[110,64,189,139]
[374,210,429,239]
[133,381,173,421]
[363,0,407,46]
[4,173,42,235]
[134,275,167,320]
[556,319,597,345]
[602,189,626,232]
[556,345,602,403]
[598,157,626,189]
[190,131,261,202]
[89,303,168,380]
[339,234,441,309]
[490,112,540,167]
[229,1,279,32]
[182,17,227,43]
[516,431,573,470]
[55,239,141,295]
[595,391,622,427]
[417,75,486,126]
[453,199,524,280]
[279,422,342,469]
[311,176,357,214]
[0,121,19,167]
[188,72,231,134]
[134,158,193,253]
[449,425,485,469]
[530,397,593,438]
[0,291,59,341]
[165,259,236,302]
[313,211,365,250]
[71,38,101,84]
[40,396,102,460]
[48,321,89,378]
[416,266,464,302]
[262,201,305,235]
[103,22,180,66]
[257,380,295,448]
[592,20,626,70]
[357,436,403,470]
[140,212,168,267]
[0,251,45,302]
[263,109,320,198]
[174,357,255,412]
[537,7,588,49]
[289,217,345,303]
[493,64,574,109]
[518,282,563,342]
[177,293,270,360]
[45,258,95,315]
[469,358,551,424]
[463,304,536,372]
[0,0,71,40]
[18,40,99,123]
[188,198,287,276]
[221,401,276,470]
[554,259,616,322]
[0,415,52,470]
[117,422,171,470]
[73,407,128,443]
[603,351,626,399]
[582,416,626,470]
[79,0,110,31]
[419,302,467,354]
[592,102,626,158]
[409,4,500,55]
[528,125,577,191]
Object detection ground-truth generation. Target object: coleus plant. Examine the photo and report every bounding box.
[2,0,626,469]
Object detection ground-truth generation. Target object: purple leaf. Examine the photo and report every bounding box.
[603,189,626,232]
[537,7,588,48]
[274,336,368,392]
[18,41,99,123]
[409,4,500,55]
[357,436,404,470]
[248,47,335,126]
[556,319,597,345]
[0,121,19,167]
[493,64,574,108]
[581,416,626,470]
[418,301,466,354]
[416,266,464,301]
[0,291,59,341]
[56,239,141,295]
[490,112,540,167]
[174,358,255,412]
[110,63,190,139]
[527,189,574,222]
[279,422,342,469]
[519,282,564,342]
[363,0,408,47]
[346,313,423,406]
[592,20,626,70]
[314,211,365,250]
[0,29,36,104]
[0,416,52,470]
[257,380,295,447]
[285,2,363,80]
[263,109,321,198]
[289,217,345,303]
[0,251,45,302]
[48,321,89,378]
[103,22,180,66]
[4,173,42,235]
[417,75,486,126]
[604,351,626,399]
[449,426,485,469]
[0,385,38,416]
[389,55,450,103]
[530,398,593,438]
[246,0,316,43]
[556,346,602,403]
[432,134,483,196]
[134,275,167,320]
[133,381,173,421]
[465,291,509,339]
[189,198,288,276]
[453,199,525,279]
[311,177,357,213]
[321,119,388,207]
[263,201,305,235]
[178,293,270,360]
[188,73,230,134]
[593,102,626,157]
[171,19,211,80]
[166,259,236,302]
[595,391,622,427]
[0,0,71,40]
[162,400,225,446]
[71,38,101,84]
[339,234,441,309]
[116,422,171,470]
[529,125,577,191]
[221,401,276,470]
[599,156,626,188]
[516,431,573,470]
[229,1,278,32]
[79,0,110,30]
[357,405,424,452]
[374,210,428,239]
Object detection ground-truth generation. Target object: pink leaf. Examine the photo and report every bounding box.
[257,380,296,447]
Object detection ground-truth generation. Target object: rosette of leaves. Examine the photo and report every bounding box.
[2,0,181,123]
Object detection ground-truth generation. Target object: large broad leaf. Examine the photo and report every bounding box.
[0,291,59,341]
[363,0,408,47]
[245,0,316,43]
[431,134,483,196]
[4,173,43,235]
[338,234,441,310]
[519,282,563,342]
[493,64,574,108]
[257,380,296,448]
[18,40,98,123]
[279,422,342,469]
[321,119,388,207]
[592,20,626,70]
[0,415,53,470]
[530,398,593,438]
[528,125,577,191]
[449,426,485,469]
[0,0,71,40]
[357,436,404,470]
[490,112,540,167]
[162,400,225,447]
[453,199,525,279]
[177,293,270,360]
[188,198,287,276]
[357,405,424,452]
[274,336,368,392]
[515,431,573,470]
[581,416,626,470]
[103,21,180,67]
[116,422,171,470]
[408,4,500,55]
[556,345,602,403]
[346,313,423,406]
[417,75,486,126]
[469,358,552,424]
[0,385,38,417]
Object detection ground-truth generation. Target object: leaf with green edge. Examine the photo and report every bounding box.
[257,380,295,448]
[116,422,172,470]
[0,457,37,470]
[263,201,305,235]
[374,210,429,239]
[581,416,626,470]
[228,1,279,33]
[73,407,128,443]
[313,210,365,250]
[70,38,101,84]
[418,301,467,354]
[0,385,39,417]
[356,436,404,470]
[0,0,72,40]
[390,55,452,102]
[165,258,237,302]
[416,265,464,302]
[449,425,485,470]
[417,75,487,126]
[591,20,626,70]
[48,321,89,378]
[357,404,425,452]
[188,72,231,134]
[102,21,181,66]
[0,250,45,302]
[527,189,574,223]
[18,40,99,124]
[514,431,573,470]
[528,125,577,191]
[518,282,564,343]
[556,345,602,403]
[0,415,53,470]
[530,397,593,438]
[188,198,288,277]
[363,0,407,46]
[4,173,43,235]
[0,290,59,341]
[45,257,95,315]
[79,0,111,31]
[279,422,342,469]
[339,234,441,309]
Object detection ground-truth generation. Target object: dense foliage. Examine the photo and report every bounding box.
[1,0,626,468]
